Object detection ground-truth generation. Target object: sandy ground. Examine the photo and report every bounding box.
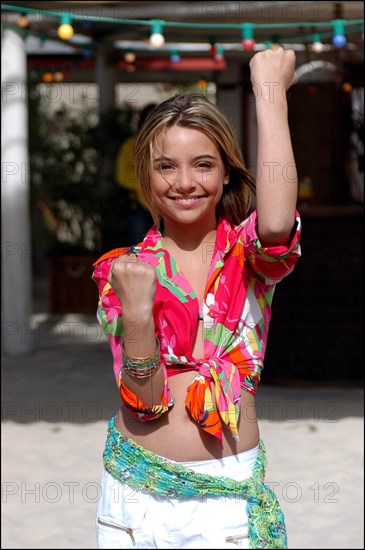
[1,314,364,549]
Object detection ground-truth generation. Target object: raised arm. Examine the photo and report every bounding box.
[249,46,298,246]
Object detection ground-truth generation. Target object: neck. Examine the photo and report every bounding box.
[162,217,218,252]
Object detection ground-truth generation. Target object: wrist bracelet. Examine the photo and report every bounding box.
[122,337,160,379]
[123,362,161,379]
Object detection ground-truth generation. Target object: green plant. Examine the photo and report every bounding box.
[28,84,135,257]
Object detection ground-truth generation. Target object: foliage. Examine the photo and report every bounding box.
[28,83,135,256]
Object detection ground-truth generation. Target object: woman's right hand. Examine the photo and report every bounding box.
[109,255,162,392]
[108,255,157,317]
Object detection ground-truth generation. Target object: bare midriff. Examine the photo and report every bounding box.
[114,318,260,462]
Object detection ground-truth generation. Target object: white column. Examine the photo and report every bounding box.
[1,29,33,355]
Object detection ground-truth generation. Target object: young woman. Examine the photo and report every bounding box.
[93,46,301,549]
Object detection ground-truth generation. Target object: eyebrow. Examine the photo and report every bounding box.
[153,154,217,162]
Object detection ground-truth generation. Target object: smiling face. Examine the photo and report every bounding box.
[150,125,229,232]
[134,93,254,230]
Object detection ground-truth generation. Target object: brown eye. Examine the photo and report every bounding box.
[155,163,174,171]
[197,162,214,170]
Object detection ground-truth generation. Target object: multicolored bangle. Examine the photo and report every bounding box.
[122,337,161,379]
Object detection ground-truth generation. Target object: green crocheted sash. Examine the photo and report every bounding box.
[103,417,287,549]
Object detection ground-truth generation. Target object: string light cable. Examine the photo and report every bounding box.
[1,2,363,55]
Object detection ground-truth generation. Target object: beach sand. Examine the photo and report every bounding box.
[2,314,364,549]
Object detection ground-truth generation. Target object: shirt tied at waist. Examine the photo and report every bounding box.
[164,354,258,447]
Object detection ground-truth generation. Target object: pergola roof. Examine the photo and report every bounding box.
[2,1,364,64]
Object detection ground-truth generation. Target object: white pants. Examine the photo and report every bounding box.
[96,444,259,549]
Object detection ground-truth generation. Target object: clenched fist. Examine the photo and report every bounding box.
[108,254,157,316]
[249,46,297,101]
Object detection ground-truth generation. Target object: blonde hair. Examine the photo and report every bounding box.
[133,92,256,227]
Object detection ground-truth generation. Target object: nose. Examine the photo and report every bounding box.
[174,166,196,194]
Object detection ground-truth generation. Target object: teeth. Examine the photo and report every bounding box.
[175,197,199,202]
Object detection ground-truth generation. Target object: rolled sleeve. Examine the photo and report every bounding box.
[242,210,302,283]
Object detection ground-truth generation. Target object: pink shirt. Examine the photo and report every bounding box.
[93,210,301,446]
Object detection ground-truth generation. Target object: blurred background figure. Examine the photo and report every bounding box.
[115,103,156,244]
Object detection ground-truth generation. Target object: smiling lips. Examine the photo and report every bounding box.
[170,196,205,203]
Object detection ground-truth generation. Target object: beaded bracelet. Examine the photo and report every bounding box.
[122,337,161,379]
[122,359,160,378]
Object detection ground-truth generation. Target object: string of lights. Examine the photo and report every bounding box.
[2,3,363,85]
[1,2,363,53]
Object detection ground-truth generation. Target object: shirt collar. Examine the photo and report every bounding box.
[133,218,240,299]
[137,217,238,258]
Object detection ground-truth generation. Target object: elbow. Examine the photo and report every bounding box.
[257,208,298,246]
[258,223,295,247]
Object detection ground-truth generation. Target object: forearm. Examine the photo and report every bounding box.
[255,94,298,244]
[121,311,166,406]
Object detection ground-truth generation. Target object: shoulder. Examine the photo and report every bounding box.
[92,248,126,290]
[92,244,142,284]
[93,247,132,267]
[215,214,253,253]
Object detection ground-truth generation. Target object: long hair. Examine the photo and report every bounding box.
[133,92,256,227]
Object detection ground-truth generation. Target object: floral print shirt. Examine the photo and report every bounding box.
[92,210,301,447]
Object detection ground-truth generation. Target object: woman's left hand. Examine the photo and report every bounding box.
[249,46,297,100]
